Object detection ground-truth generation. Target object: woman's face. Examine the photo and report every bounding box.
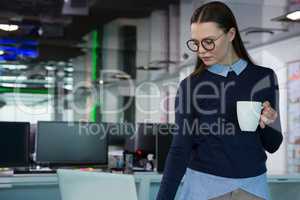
[190,22,236,66]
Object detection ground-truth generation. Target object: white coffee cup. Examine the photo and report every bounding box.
[237,101,263,132]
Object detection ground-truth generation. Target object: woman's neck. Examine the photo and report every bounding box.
[218,49,240,66]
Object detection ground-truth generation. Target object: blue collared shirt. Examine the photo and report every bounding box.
[207,58,248,77]
[179,59,271,200]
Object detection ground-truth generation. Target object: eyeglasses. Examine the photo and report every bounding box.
[186,32,225,52]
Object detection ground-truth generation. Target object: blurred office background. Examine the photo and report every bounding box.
[0,0,300,175]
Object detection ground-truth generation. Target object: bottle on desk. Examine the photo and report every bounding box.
[124,154,133,174]
[145,154,154,171]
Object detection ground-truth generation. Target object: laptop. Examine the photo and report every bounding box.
[57,169,138,200]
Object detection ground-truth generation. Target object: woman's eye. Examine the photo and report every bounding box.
[204,39,214,44]
[193,39,200,45]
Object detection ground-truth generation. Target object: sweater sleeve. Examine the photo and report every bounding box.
[156,78,195,200]
[259,70,283,153]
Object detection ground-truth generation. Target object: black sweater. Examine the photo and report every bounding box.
[156,63,283,200]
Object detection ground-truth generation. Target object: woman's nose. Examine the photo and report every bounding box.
[197,44,207,54]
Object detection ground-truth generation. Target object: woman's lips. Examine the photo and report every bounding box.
[202,57,212,61]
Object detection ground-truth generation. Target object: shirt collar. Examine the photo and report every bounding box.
[207,59,248,77]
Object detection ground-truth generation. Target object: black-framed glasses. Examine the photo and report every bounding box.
[186,32,225,52]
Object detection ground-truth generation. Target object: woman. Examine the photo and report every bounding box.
[156,1,282,200]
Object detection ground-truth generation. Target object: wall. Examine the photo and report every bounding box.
[101,8,181,123]
[0,103,52,123]
[102,18,150,122]
[249,35,300,175]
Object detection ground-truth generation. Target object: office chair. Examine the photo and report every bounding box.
[57,169,138,200]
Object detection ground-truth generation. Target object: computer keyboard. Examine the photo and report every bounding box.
[13,169,57,174]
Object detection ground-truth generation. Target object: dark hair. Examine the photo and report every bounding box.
[190,1,254,76]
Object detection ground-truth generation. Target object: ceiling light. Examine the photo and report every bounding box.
[45,65,56,71]
[38,27,43,36]
[286,10,300,20]
[0,83,27,88]
[111,73,131,80]
[65,67,74,72]
[45,77,54,81]
[44,84,53,88]
[64,85,73,90]
[64,77,73,82]
[1,64,28,70]
[0,76,27,81]
[0,24,19,32]
[0,50,4,55]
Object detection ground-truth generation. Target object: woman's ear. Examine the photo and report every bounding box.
[228,27,236,42]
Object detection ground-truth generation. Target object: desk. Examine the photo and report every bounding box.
[1,173,300,200]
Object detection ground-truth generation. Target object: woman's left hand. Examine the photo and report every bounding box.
[259,101,278,129]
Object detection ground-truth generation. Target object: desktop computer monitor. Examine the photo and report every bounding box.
[36,121,108,167]
[0,121,30,167]
[135,123,160,154]
[155,123,175,173]
[103,122,135,146]
[135,123,174,155]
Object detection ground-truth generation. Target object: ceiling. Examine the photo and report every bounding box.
[0,0,296,62]
[222,0,300,48]
[0,0,180,95]
[0,0,179,61]
[0,1,298,82]
[0,0,179,67]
